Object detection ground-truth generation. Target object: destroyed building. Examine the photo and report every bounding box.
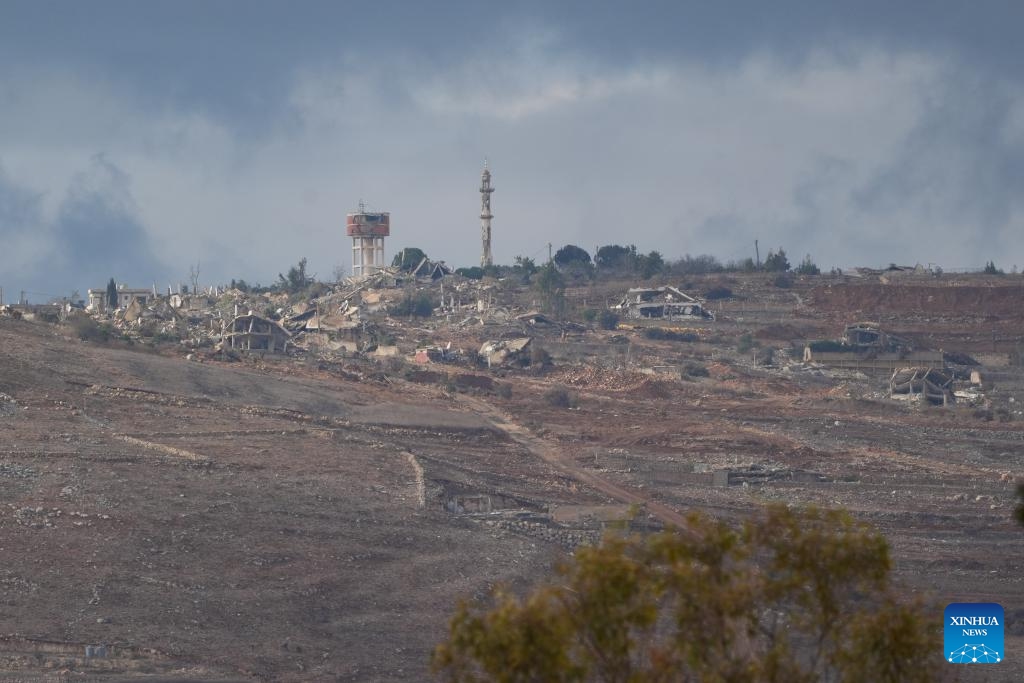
[223,313,292,353]
[613,286,714,321]
[479,338,531,367]
[842,322,911,352]
[889,367,955,406]
[409,257,453,281]
[87,285,155,312]
[803,323,944,375]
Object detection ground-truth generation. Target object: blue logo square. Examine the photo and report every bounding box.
[945,603,1004,664]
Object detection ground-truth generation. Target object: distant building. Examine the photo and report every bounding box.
[613,286,714,321]
[87,284,155,312]
[224,313,292,353]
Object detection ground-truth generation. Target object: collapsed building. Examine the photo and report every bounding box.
[87,285,155,312]
[889,367,955,406]
[613,286,714,321]
[223,313,292,353]
[803,322,944,375]
[479,338,531,367]
[842,322,912,351]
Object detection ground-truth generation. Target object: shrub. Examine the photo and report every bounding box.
[581,308,598,323]
[396,292,434,317]
[773,273,793,288]
[529,344,552,368]
[795,254,821,276]
[543,387,578,408]
[644,328,698,342]
[685,362,709,377]
[704,286,733,300]
[808,340,849,353]
[736,332,758,354]
[597,310,620,330]
[71,317,112,343]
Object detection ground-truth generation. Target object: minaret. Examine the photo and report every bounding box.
[479,160,494,268]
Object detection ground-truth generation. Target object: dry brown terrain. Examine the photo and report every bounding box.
[1,272,1023,681]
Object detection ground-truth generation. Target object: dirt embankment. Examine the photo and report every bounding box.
[809,282,1024,318]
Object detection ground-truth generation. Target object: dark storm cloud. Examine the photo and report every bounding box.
[50,156,173,293]
[2,1,1020,129]
[0,156,174,298]
[0,162,42,230]
[1,1,1024,289]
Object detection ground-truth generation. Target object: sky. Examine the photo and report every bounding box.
[1,1,1023,300]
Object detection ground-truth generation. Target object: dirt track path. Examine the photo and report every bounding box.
[456,394,691,529]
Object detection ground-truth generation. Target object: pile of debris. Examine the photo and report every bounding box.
[552,366,654,392]
[479,338,531,367]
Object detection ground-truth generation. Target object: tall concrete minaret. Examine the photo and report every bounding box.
[479,160,494,268]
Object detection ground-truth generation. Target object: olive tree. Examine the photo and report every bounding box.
[433,505,942,683]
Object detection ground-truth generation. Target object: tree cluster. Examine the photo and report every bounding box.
[594,244,665,279]
[277,257,313,293]
[434,505,941,683]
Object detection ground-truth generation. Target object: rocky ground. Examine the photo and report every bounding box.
[1,272,1023,681]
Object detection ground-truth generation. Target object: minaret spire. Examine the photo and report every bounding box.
[480,160,494,268]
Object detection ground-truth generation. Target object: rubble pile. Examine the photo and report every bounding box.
[551,366,654,393]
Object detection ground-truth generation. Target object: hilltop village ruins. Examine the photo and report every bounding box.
[1,163,1023,680]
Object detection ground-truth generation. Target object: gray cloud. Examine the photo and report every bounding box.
[2,3,1024,294]
[50,155,173,293]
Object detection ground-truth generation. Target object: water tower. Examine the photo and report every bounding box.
[346,201,390,278]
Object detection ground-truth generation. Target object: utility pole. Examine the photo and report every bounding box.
[755,239,760,270]
[548,243,553,264]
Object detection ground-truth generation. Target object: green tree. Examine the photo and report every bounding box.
[433,505,942,683]
[637,250,664,279]
[534,263,567,317]
[395,291,434,317]
[553,244,592,267]
[764,248,791,272]
[983,261,1004,275]
[456,267,485,280]
[277,257,312,293]
[795,254,821,275]
[513,255,538,276]
[594,244,636,272]
[393,247,428,272]
[670,254,723,275]
[597,310,620,330]
[105,278,117,309]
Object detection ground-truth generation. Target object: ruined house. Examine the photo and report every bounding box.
[842,323,911,352]
[479,337,531,367]
[802,323,944,375]
[410,257,453,281]
[223,313,292,353]
[889,367,955,406]
[87,285,154,312]
[613,286,714,321]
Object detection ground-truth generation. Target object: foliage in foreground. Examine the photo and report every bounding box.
[433,505,942,683]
